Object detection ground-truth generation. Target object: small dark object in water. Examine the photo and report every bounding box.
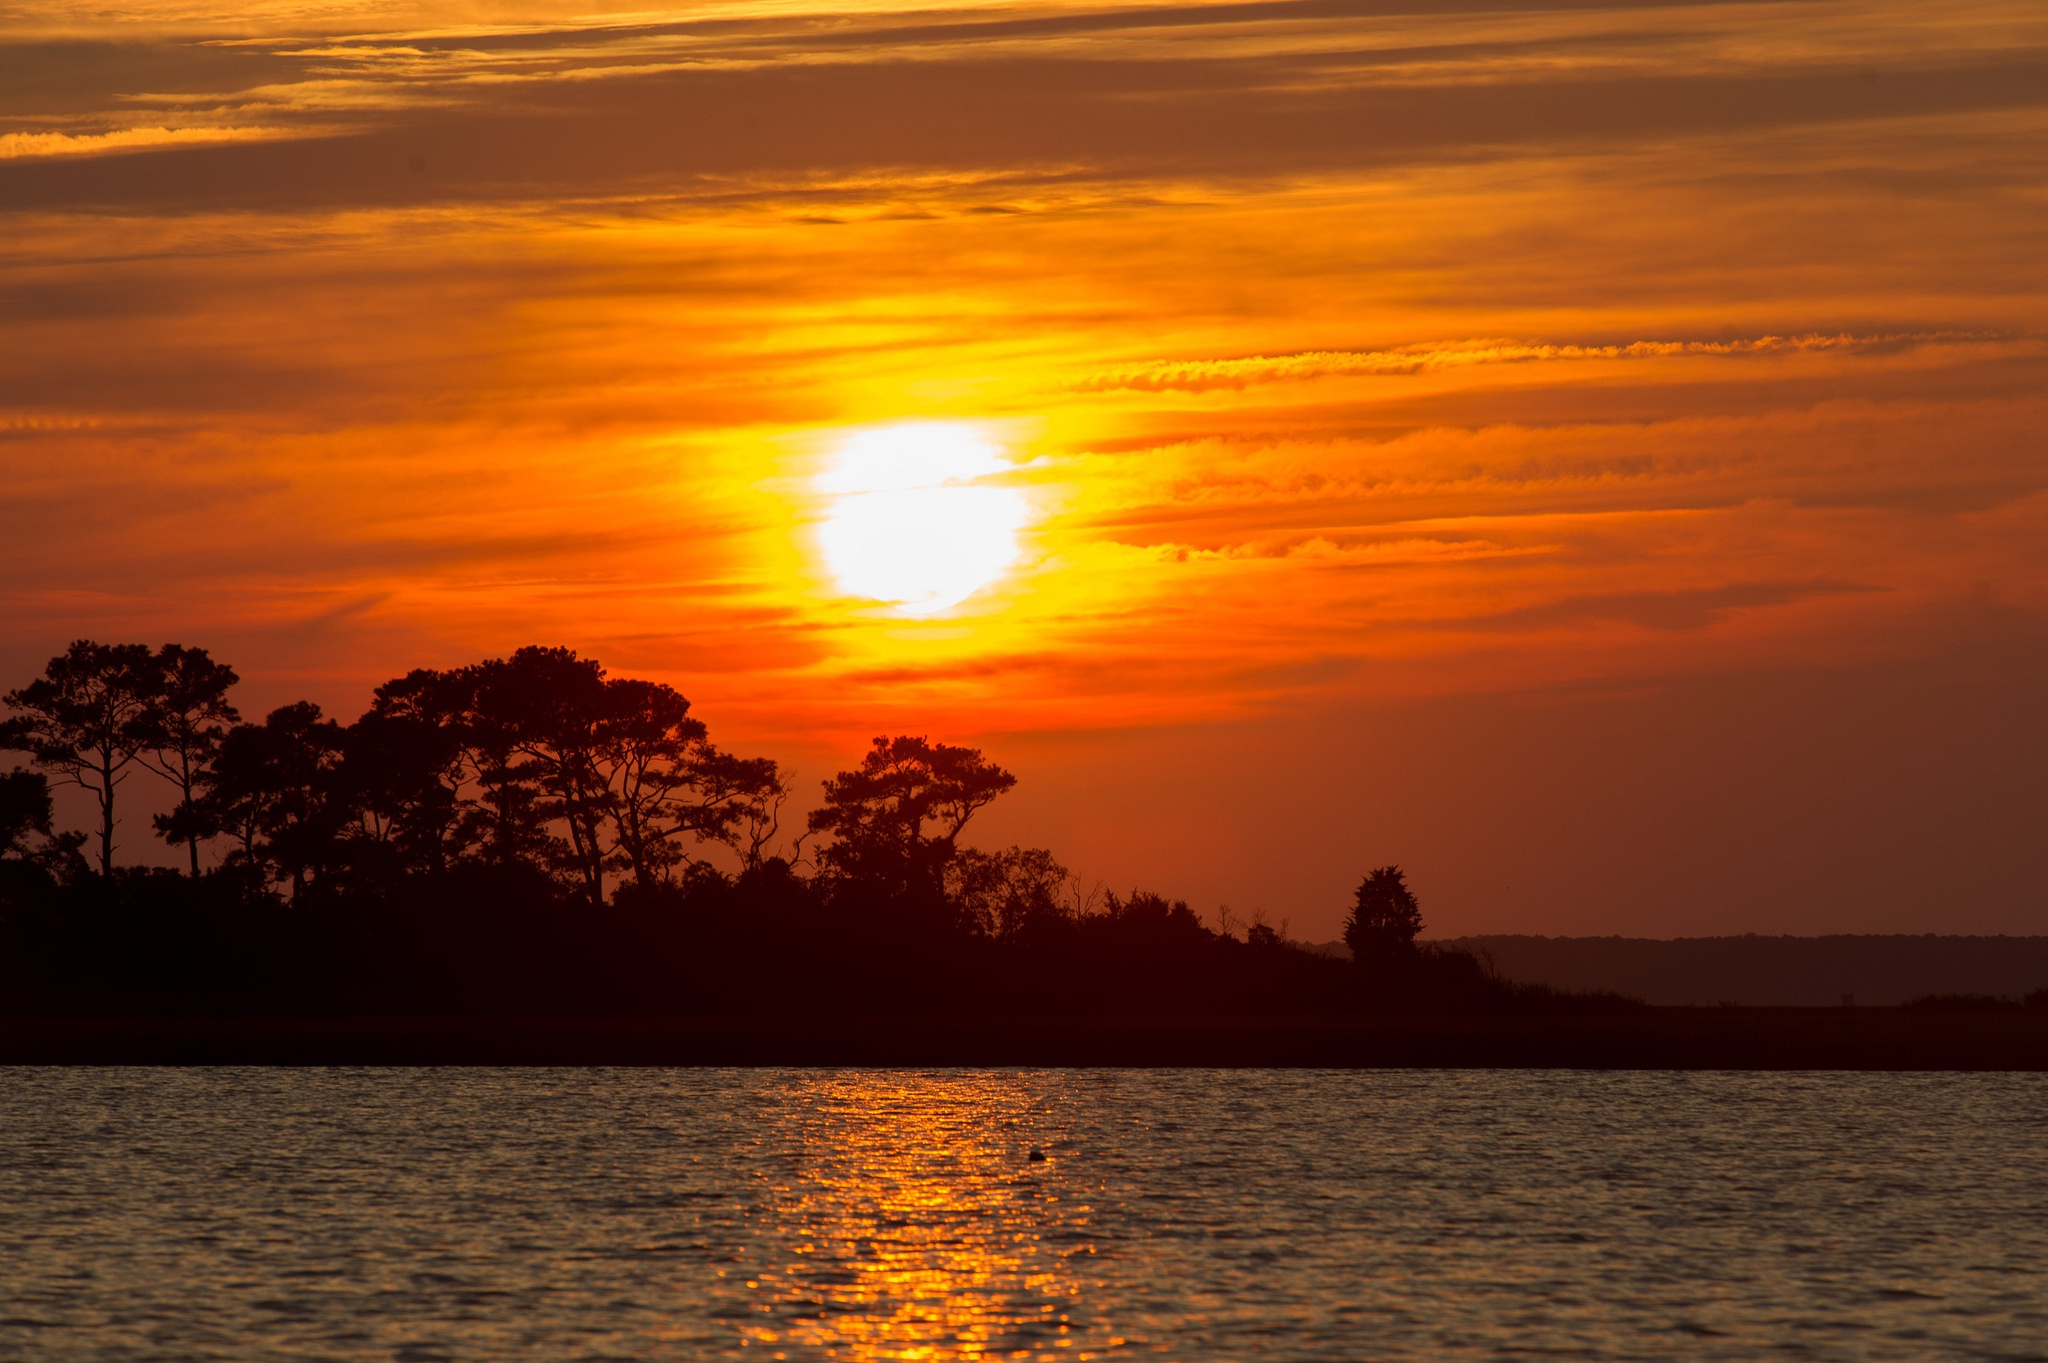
[1028,1148,1047,1162]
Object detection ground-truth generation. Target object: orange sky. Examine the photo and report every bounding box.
[4,0,2045,937]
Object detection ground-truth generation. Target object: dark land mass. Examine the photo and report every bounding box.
[9,641,2047,1070]
[1442,935,2048,1007]
[6,1008,2048,1069]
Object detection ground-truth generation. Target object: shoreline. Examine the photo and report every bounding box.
[2,1008,2045,1068]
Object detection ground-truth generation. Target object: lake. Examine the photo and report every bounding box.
[2,1069,2042,1360]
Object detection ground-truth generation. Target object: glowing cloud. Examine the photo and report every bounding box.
[0,125,296,160]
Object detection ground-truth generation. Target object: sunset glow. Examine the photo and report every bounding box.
[2,0,2044,937]
[8,1,2047,1349]
[815,424,1030,615]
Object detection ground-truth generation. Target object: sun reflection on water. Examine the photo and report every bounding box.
[10,1070,2048,1360]
[726,1074,1108,1361]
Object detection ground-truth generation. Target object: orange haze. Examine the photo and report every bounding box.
[3,0,2045,937]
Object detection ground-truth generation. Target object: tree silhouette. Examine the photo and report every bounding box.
[476,647,629,902]
[598,676,712,887]
[1,641,159,876]
[1094,890,1211,950]
[810,736,1016,902]
[663,744,786,871]
[347,667,480,876]
[341,708,459,876]
[371,665,552,872]
[1344,865,1423,962]
[0,768,86,880]
[0,770,51,860]
[458,649,786,901]
[948,845,1071,940]
[189,702,345,898]
[140,644,240,876]
[731,761,796,872]
[0,641,1574,1022]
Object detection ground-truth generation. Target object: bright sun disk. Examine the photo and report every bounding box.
[816,423,1028,615]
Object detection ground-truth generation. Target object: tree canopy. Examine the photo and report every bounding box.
[1344,865,1424,961]
[809,735,1016,903]
[0,642,1579,1019]
[1,641,160,876]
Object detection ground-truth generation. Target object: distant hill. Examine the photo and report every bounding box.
[1429,935,2048,1006]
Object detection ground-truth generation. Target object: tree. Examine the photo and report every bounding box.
[1344,865,1423,962]
[184,726,265,881]
[365,665,550,873]
[809,735,1016,902]
[1,641,159,876]
[256,704,349,897]
[468,648,613,902]
[349,667,479,876]
[187,702,346,898]
[655,742,785,873]
[947,845,1071,940]
[463,650,787,900]
[597,676,709,888]
[140,644,240,875]
[0,768,86,882]
[731,762,797,872]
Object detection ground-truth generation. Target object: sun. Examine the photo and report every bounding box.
[815,423,1029,615]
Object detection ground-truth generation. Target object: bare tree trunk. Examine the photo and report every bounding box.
[95,751,116,876]
[581,815,605,906]
[179,746,199,876]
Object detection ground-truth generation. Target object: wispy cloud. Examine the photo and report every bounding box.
[0,0,2043,745]
[0,124,300,159]
[1077,333,2011,392]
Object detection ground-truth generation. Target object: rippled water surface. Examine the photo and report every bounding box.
[2,1069,2044,1360]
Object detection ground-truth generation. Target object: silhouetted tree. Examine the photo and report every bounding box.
[664,744,786,872]
[139,644,240,875]
[1099,889,1209,941]
[188,702,346,898]
[468,647,614,901]
[1,641,159,875]
[335,712,448,881]
[1344,865,1422,963]
[732,763,797,872]
[948,845,1072,940]
[810,736,1016,907]
[369,668,482,863]
[344,667,483,876]
[0,769,86,882]
[373,665,549,873]
[0,642,1585,1022]
[460,649,785,900]
[600,676,706,887]
[588,677,786,888]
[260,704,351,898]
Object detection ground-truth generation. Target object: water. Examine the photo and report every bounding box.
[1,1070,2043,1361]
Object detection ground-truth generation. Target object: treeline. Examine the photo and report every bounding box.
[0,641,1618,1017]
[1,641,787,898]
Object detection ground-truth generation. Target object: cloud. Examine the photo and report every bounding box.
[3,0,2045,936]
[1,0,2043,744]
[5,0,2047,213]
[0,123,299,159]
[1075,333,2008,393]
[1439,580,1883,634]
